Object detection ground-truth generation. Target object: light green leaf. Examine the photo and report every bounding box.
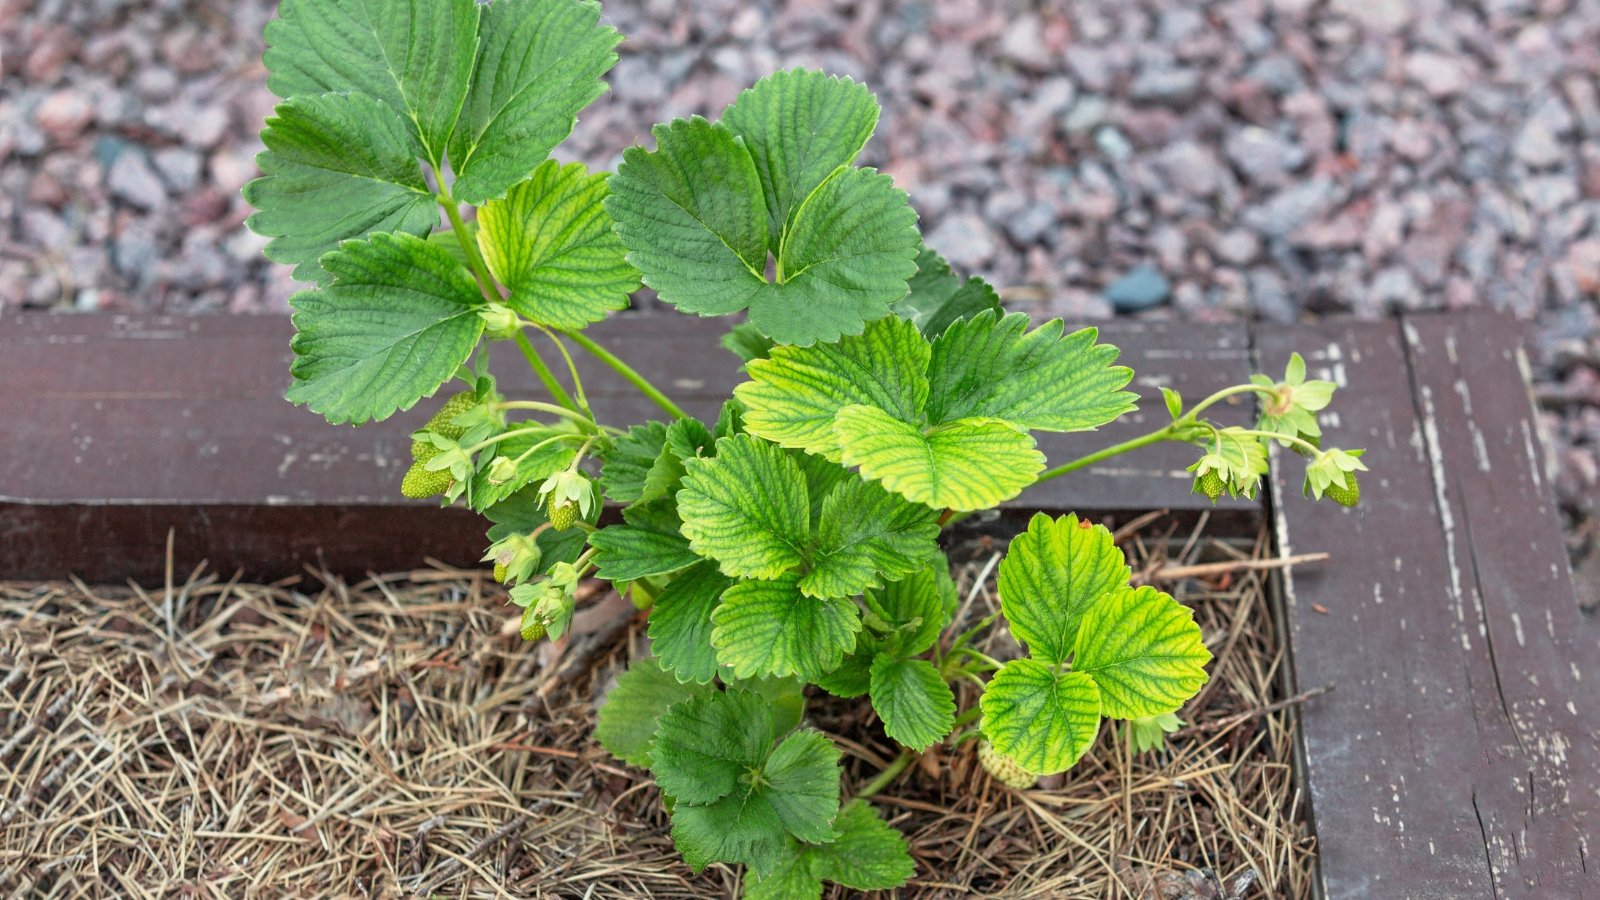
[722,68,879,251]
[650,690,775,805]
[285,233,484,425]
[802,477,941,599]
[476,160,638,329]
[760,730,842,844]
[791,450,854,527]
[468,425,577,511]
[925,310,1137,432]
[649,562,732,685]
[735,676,809,735]
[244,93,440,283]
[711,574,860,681]
[643,416,715,503]
[980,659,1101,775]
[751,167,920,346]
[447,0,621,204]
[678,435,810,580]
[996,513,1131,664]
[603,421,670,504]
[869,656,955,751]
[595,658,711,767]
[865,558,956,657]
[263,0,479,164]
[809,800,915,890]
[891,246,1002,338]
[589,500,700,583]
[814,638,879,698]
[607,116,769,317]
[834,406,1044,510]
[736,315,930,460]
[1073,585,1211,720]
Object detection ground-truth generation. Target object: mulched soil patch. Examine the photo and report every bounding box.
[1,516,1314,897]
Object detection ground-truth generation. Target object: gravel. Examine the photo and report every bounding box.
[3,0,1599,550]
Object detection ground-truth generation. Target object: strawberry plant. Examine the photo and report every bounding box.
[245,1,1366,894]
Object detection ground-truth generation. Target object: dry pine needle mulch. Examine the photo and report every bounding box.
[0,517,1315,898]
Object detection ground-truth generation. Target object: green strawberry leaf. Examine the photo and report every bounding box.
[996,513,1131,664]
[648,561,732,685]
[979,659,1101,775]
[864,558,956,658]
[791,451,855,528]
[482,482,595,566]
[263,0,479,165]
[643,416,715,503]
[814,637,880,698]
[607,116,769,317]
[759,729,843,844]
[736,315,930,460]
[744,799,913,900]
[285,233,484,425]
[1073,585,1211,720]
[244,93,441,283]
[925,310,1137,432]
[650,690,775,805]
[589,500,700,583]
[833,406,1044,510]
[711,574,860,681]
[734,675,809,735]
[891,246,1002,338]
[749,166,920,346]
[476,160,638,329]
[446,0,621,204]
[595,658,711,767]
[678,435,810,580]
[722,323,776,363]
[869,656,955,750]
[671,788,789,877]
[468,424,578,511]
[802,477,941,599]
[602,421,670,504]
[722,68,879,251]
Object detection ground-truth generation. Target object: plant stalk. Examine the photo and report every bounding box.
[560,328,689,420]
[513,332,581,413]
[853,750,915,800]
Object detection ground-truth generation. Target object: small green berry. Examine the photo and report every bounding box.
[400,462,452,498]
[425,392,478,441]
[548,500,578,531]
[519,603,547,642]
[1325,474,1360,508]
[978,741,1034,789]
[493,562,509,583]
[411,439,439,463]
[1194,469,1226,501]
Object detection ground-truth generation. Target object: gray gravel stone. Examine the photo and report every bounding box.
[1106,265,1171,312]
[106,148,165,210]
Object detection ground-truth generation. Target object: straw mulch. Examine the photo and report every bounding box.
[0,517,1315,898]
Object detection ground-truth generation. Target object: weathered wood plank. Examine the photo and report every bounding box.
[1264,312,1600,898]
[0,313,1254,581]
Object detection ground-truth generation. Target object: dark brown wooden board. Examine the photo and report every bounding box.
[1262,312,1600,898]
[0,313,1254,581]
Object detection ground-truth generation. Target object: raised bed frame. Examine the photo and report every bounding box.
[1,309,1593,897]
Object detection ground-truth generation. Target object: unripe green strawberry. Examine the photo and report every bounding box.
[1194,469,1226,501]
[1325,474,1360,508]
[425,392,477,440]
[548,500,578,531]
[520,604,547,642]
[978,741,1034,789]
[411,439,439,463]
[400,462,452,498]
[493,563,509,583]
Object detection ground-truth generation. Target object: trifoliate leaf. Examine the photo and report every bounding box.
[723,322,777,364]
[745,800,913,900]
[803,477,940,599]
[750,166,919,346]
[996,513,1131,664]
[607,116,769,317]
[1074,585,1211,720]
[979,659,1101,775]
[595,658,712,767]
[672,789,789,876]
[467,425,578,511]
[864,558,956,657]
[590,500,700,583]
[925,311,1137,432]
[814,638,879,698]
[285,233,484,425]
[833,406,1044,510]
[736,315,930,460]
[650,690,775,805]
[643,416,715,503]
[648,562,732,685]
[722,68,879,251]
[891,246,1002,338]
[603,421,670,504]
[244,93,441,283]
[678,435,810,580]
[476,160,638,329]
[711,574,860,681]
[869,656,955,751]
[446,0,621,204]
[759,729,843,844]
[263,0,479,164]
